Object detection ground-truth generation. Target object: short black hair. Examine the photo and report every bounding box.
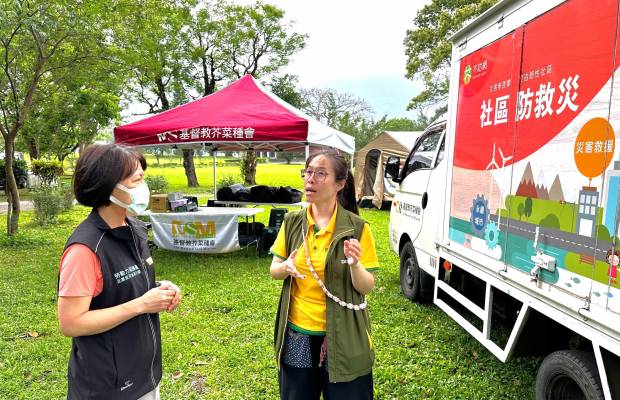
[73,144,147,208]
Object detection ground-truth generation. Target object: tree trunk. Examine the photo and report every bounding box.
[26,136,39,160]
[155,75,199,189]
[4,141,21,235]
[155,77,170,110]
[242,151,257,186]
[182,149,199,187]
[2,30,45,235]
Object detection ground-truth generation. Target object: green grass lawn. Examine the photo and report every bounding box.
[0,212,540,399]
[146,162,304,198]
[1,156,303,202]
[0,162,540,399]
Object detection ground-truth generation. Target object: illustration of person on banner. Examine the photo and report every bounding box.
[269,149,380,400]
[57,144,181,400]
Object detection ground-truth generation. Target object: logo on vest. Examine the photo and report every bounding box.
[120,380,134,391]
[114,265,141,284]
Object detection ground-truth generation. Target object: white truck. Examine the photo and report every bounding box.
[385,0,620,398]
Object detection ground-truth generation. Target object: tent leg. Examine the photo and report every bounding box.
[213,150,217,200]
[305,144,309,162]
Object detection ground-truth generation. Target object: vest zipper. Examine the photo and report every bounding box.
[277,219,311,367]
[324,227,354,380]
[326,229,354,257]
[130,226,158,390]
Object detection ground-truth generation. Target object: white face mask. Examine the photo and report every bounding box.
[109,182,150,216]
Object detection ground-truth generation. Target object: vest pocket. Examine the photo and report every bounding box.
[110,338,120,387]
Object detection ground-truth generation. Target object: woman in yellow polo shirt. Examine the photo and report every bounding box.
[270,149,379,400]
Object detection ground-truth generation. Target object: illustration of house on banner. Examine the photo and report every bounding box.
[576,186,599,237]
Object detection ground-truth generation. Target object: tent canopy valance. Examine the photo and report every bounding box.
[114,75,354,154]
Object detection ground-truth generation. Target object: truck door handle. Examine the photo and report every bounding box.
[422,192,428,209]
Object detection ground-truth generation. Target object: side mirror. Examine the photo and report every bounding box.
[385,156,402,183]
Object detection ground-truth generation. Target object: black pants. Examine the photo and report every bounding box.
[278,329,373,400]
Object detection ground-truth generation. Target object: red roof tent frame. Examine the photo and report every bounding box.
[114,75,355,196]
[114,74,354,154]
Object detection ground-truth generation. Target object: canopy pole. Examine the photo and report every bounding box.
[212,148,217,201]
[305,144,309,162]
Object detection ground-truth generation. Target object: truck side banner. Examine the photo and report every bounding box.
[449,0,620,313]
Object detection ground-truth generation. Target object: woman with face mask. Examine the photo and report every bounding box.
[57,144,181,400]
[270,149,379,400]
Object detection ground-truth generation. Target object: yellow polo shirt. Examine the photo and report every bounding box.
[270,207,380,334]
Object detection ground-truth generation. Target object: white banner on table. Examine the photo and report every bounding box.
[150,212,239,253]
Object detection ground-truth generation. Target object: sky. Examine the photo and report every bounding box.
[233,0,429,120]
[124,1,430,123]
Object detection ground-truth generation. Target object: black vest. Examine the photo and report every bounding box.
[62,209,162,400]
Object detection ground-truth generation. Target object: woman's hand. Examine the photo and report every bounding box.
[158,280,181,312]
[138,287,177,314]
[344,239,362,267]
[58,286,176,337]
[284,250,306,279]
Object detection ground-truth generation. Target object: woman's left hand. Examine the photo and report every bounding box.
[343,239,362,267]
[158,280,182,312]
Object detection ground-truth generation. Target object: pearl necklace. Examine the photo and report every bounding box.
[300,225,367,311]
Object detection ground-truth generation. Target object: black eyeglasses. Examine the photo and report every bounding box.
[301,169,328,182]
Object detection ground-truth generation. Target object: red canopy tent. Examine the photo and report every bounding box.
[114,75,355,155]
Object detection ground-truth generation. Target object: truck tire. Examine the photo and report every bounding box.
[536,350,604,400]
[17,176,27,189]
[400,241,421,301]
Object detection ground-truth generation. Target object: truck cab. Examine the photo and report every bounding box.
[386,118,446,301]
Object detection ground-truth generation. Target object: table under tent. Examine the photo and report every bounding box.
[113,74,355,254]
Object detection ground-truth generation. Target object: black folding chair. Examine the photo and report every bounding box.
[259,208,287,257]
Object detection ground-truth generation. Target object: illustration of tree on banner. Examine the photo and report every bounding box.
[524,197,533,219]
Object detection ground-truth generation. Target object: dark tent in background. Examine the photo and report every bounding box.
[354,131,422,209]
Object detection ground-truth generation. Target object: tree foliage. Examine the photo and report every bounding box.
[301,87,373,127]
[219,3,307,80]
[117,1,194,113]
[0,0,307,232]
[115,1,306,187]
[299,86,431,150]
[268,74,305,109]
[0,0,118,234]
[404,0,497,111]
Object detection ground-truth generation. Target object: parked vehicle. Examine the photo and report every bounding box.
[0,158,28,189]
[386,1,620,399]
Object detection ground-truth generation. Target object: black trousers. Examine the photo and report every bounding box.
[278,331,373,400]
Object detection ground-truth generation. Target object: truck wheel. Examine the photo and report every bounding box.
[536,350,604,400]
[400,241,421,301]
[17,176,27,189]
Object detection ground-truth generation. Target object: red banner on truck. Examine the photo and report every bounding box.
[454,0,618,171]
